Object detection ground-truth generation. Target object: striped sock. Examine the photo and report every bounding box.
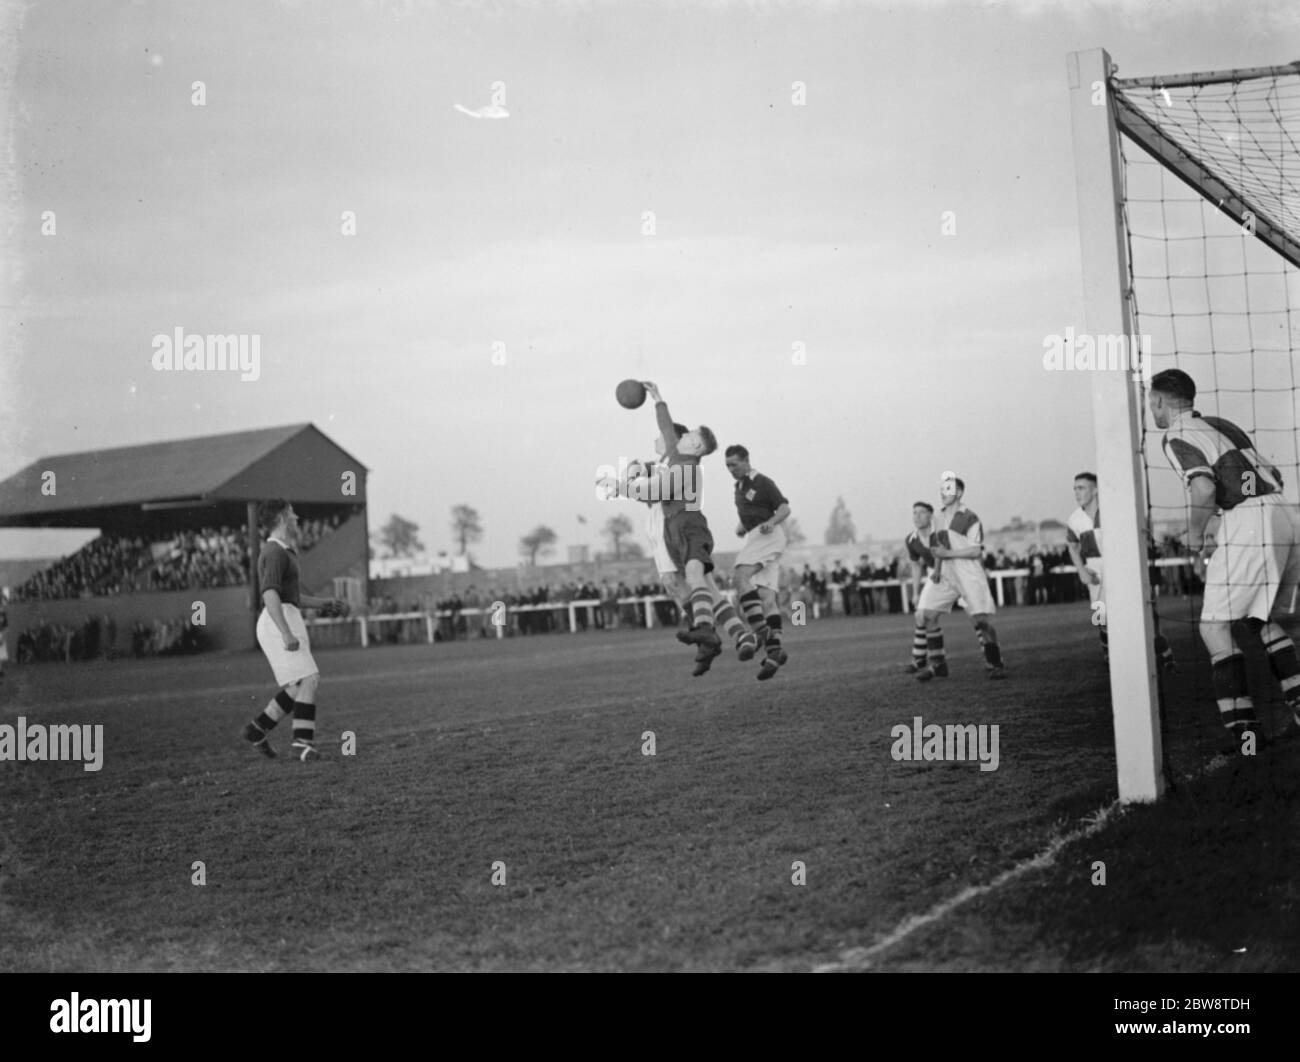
[689,588,714,629]
[765,614,783,649]
[926,631,945,666]
[1262,622,1300,708]
[981,632,1003,669]
[1210,651,1256,734]
[911,625,927,666]
[248,690,295,737]
[292,701,317,745]
[713,598,747,644]
[739,590,765,633]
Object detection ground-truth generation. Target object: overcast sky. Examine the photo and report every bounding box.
[2,0,1297,567]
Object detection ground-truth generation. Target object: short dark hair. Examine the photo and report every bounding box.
[1150,368,1196,403]
[697,426,718,456]
[1075,472,1098,485]
[913,501,934,513]
[725,444,750,460]
[259,498,292,533]
[952,477,965,493]
[673,422,688,439]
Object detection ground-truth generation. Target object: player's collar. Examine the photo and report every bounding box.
[1169,408,1199,429]
[268,534,296,553]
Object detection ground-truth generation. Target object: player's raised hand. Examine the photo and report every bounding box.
[642,381,662,403]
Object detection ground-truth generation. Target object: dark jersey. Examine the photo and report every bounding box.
[905,530,935,568]
[258,540,301,608]
[734,472,789,532]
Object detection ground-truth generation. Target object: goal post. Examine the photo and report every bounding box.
[1067,49,1165,803]
[1067,48,1300,802]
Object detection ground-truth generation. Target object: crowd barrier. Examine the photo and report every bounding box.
[312,560,1198,645]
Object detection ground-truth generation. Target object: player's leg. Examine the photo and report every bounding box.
[289,670,322,761]
[661,570,693,642]
[1201,619,1260,747]
[904,611,928,673]
[971,614,1005,678]
[682,557,724,675]
[755,585,787,680]
[243,684,296,758]
[734,563,768,643]
[670,514,723,674]
[1085,563,1109,663]
[913,577,956,681]
[710,578,758,660]
[915,608,948,680]
[1262,503,1300,725]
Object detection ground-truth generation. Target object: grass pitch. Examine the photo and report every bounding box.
[1,602,1297,972]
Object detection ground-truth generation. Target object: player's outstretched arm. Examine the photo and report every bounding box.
[642,382,678,456]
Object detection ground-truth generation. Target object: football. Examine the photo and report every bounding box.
[615,379,646,409]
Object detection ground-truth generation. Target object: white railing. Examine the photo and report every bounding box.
[310,559,1199,644]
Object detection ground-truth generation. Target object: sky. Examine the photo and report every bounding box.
[1,0,1298,568]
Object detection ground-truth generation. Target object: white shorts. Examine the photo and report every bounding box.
[917,559,996,616]
[256,603,320,688]
[734,523,787,590]
[1202,494,1300,623]
[645,504,676,577]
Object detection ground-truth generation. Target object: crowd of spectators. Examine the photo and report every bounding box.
[12,612,207,663]
[130,528,251,593]
[13,536,145,600]
[13,514,345,601]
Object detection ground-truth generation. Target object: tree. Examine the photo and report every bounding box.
[602,513,636,560]
[824,497,856,545]
[376,514,424,558]
[450,505,483,556]
[519,525,558,566]
[784,518,807,546]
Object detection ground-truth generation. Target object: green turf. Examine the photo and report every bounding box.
[1,603,1296,971]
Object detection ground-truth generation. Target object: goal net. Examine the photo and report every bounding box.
[1068,51,1300,801]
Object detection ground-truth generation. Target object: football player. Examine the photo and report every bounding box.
[914,473,1006,680]
[725,444,792,681]
[902,501,939,673]
[1065,471,1176,671]
[1149,369,1300,745]
[242,499,348,760]
[640,382,729,676]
